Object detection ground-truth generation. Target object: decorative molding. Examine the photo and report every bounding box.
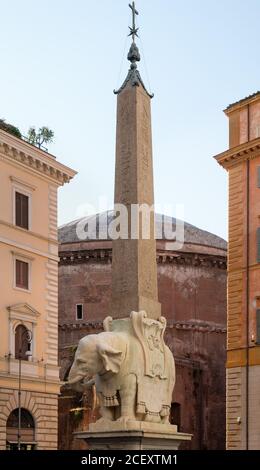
[0,132,76,186]
[214,137,260,169]
[11,250,35,262]
[9,175,37,191]
[7,303,41,318]
[58,320,226,335]
[7,303,40,359]
[58,248,227,270]
[114,42,153,99]
[45,259,58,367]
[0,235,59,262]
[0,219,58,245]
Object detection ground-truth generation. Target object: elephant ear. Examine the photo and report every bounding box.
[97,344,123,374]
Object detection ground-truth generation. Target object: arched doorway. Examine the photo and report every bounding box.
[6,408,36,450]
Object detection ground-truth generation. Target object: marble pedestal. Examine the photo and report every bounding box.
[75,421,192,451]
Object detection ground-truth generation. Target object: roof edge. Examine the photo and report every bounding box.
[224,91,260,114]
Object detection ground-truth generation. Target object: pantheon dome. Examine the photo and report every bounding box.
[58,212,227,450]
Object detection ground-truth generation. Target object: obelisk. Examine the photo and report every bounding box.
[73,3,192,450]
[111,4,161,321]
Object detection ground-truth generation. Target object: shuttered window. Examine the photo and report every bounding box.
[16,260,29,290]
[15,191,29,229]
[258,167,260,188]
[257,310,260,344]
[257,228,260,263]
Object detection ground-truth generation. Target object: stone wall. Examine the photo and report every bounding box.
[0,388,58,450]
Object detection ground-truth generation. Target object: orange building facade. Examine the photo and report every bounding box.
[215,92,260,449]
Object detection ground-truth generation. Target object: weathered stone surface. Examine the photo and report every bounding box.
[76,421,192,450]
[67,313,175,425]
[111,83,160,320]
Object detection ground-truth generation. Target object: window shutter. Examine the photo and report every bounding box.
[15,192,29,230]
[15,192,22,227]
[258,167,260,188]
[16,260,29,289]
[257,228,260,263]
[22,261,29,289]
[21,194,29,229]
[257,310,260,344]
[16,260,21,287]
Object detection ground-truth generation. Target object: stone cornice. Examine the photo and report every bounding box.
[0,129,77,185]
[58,248,227,270]
[214,137,260,170]
[59,320,226,335]
[0,219,58,245]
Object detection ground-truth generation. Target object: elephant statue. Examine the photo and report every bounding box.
[68,311,175,425]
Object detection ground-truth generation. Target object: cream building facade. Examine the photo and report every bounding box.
[0,129,76,450]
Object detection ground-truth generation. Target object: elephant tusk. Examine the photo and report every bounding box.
[67,375,84,386]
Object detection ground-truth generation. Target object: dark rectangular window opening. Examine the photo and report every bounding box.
[16,260,29,290]
[257,228,260,264]
[15,191,29,230]
[76,304,83,321]
[258,166,260,188]
[256,310,260,345]
[170,402,181,430]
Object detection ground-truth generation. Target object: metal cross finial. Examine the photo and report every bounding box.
[128,2,139,42]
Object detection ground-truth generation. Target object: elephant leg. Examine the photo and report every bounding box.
[99,405,114,421]
[118,374,136,421]
[160,406,170,424]
[97,395,114,422]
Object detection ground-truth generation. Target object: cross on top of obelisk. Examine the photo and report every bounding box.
[128,2,139,42]
[114,1,154,98]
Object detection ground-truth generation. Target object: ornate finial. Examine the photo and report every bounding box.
[128,2,139,42]
[114,2,154,98]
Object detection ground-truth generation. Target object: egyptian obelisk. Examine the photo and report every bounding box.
[74,3,192,450]
[111,2,161,321]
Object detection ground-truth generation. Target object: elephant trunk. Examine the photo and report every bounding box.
[67,363,86,386]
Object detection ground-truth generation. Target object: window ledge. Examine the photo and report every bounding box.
[13,286,31,294]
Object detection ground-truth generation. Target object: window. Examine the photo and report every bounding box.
[76,304,83,321]
[257,310,260,345]
[15,325,31,360]
[16,260,29,290]
[258,167,260,188]
[257,228,260,263]
[6,408,35,450]
[15,191,29,230]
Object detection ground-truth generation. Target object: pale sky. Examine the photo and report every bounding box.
[1,0,260,240]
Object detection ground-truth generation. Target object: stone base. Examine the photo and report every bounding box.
[75,421,192,450]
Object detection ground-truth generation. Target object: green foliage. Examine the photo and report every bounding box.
[27,126,54,149]
[69,407,85,422]
[0,119,22,139]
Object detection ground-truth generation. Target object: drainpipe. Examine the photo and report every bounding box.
[246,104,250,450]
